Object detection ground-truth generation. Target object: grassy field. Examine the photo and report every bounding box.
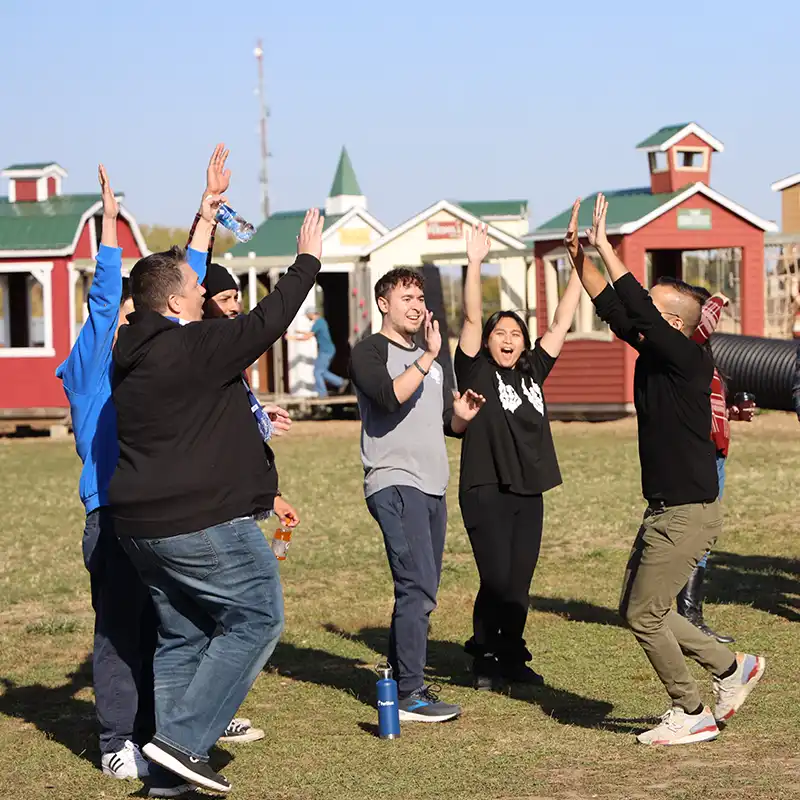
[0,414,798,800]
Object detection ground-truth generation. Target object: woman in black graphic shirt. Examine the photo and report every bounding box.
[455,205,583,689]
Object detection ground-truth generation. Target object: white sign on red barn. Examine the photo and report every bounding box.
[426,219,463,240]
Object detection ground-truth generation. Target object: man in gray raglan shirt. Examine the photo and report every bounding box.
[349,267,484,722]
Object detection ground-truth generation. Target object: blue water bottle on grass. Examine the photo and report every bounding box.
[376,664,400,739]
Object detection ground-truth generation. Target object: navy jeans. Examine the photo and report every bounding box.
[698,454,727,569]
[82,508,157,754]
[366,486,447,697]
[314,351,344,397]
[120,517,284,761]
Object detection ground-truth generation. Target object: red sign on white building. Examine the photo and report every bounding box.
[426,219,462,240]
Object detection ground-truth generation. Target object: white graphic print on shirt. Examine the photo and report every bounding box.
[522,378,544,415]
[497,373,522,413]
[496,372,543,416]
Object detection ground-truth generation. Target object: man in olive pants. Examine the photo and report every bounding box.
[571,193,766,746]
[619,502,733,712]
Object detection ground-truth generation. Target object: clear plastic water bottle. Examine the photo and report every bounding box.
[216,203,256,243]
[375,664,400,739]
[271,524,292,561]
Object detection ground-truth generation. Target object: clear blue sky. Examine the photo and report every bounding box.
[1,0,797,230]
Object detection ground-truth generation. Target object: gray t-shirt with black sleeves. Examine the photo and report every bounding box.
[349,333,459,499]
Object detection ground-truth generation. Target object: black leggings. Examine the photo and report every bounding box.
[459,485,544,665]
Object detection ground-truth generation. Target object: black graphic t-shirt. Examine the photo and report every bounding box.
[454,341,562,496]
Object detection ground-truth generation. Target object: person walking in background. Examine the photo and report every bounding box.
[454,213,582,691]
[576,193,765,746]
[287,308,347,397]
[675,288,755,644]
[349,268,484,723]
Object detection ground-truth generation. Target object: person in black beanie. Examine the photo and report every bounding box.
[203,262,242,320]
[201,261,301,528]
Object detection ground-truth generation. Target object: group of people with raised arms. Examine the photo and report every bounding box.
[352,194,766,745]
[58,147,768,797]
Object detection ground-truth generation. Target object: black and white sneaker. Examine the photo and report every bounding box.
[218,717,265,743]
[398,685,461,722]
[142,740,231,794]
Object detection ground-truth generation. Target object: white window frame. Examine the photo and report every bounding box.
[673,146,709,172]
[648,152,669,174]
[543,248,612,342]
[0,261,56,357]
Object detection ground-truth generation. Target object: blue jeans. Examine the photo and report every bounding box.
[314,351,344,397]
[366,486,447,696]
[83,508,157,754]
[698,455,726,569]
[120,517,284,761]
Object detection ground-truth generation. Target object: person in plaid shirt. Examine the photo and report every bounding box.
[676,289,755,643]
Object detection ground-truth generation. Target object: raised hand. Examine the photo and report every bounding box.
[711,292,731,307]
[564,198,581,261]
[586,192,609,249]
[206,143,231,196]
[200,192,226,224]
[98,164,119,219]
[297,208,325,260]
[423,311,442,358]
[453,389,486,422]
[466,222,491,265]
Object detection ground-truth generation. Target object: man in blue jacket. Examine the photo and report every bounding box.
[56,164,212,795]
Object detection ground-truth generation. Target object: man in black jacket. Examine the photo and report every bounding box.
[110,198,324,794]
[570,194,765,747]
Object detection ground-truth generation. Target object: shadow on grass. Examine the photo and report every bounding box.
[0,652,234,790]
[269,625,618,733]
[528,595,623,628]
[706,551,800,623]
[0,654,98,765]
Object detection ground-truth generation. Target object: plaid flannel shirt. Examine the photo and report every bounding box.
[691,295,729,457]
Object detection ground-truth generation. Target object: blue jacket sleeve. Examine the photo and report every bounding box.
[186,246,207,283]
[55,244,122,393]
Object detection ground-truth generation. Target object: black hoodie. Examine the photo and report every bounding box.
[109,253,320,539]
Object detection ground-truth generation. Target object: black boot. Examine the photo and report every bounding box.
[472,655,500,691]
[677,565,734,644]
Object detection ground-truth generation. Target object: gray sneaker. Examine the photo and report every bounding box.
[713,653,766,722]
[398,685,461,722]
[637,706,719,746]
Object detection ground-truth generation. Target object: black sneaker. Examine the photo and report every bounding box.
[398,685,461,722]
[500,662,545,686]
[146,768,193,798]
[142,740,231,794]
[473,655,500,691]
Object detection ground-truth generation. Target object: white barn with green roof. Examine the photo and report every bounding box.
[223,148,534,397]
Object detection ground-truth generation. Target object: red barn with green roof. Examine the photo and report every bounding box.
[0,162,147,430]
[524,124,777,417]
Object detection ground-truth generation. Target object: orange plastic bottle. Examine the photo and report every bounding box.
[271,525,292,561]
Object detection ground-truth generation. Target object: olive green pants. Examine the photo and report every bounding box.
[619,500,735,712]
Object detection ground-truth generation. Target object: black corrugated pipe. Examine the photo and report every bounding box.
[709,333,798,411]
